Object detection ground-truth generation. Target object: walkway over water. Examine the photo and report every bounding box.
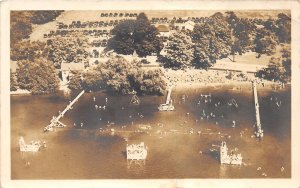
[252,81,263,138]
[44,90,85,132]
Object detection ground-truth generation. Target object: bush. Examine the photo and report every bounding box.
[68,71,83,90]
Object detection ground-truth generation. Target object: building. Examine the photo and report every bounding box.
[155,24,170,38]
[174,20,195,31]
[60,62,85,84]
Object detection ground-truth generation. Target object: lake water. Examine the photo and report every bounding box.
[11,85,291,179]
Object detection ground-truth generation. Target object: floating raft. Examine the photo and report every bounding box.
[19,137,42,152]
[220,141,242,165]
[126,142,148,160]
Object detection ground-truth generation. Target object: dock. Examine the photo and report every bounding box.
[252,81,263,138]
[44,90,85,132]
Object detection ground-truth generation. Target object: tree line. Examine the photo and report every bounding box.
[10,11,291,94]
[68,55,166,95]
[11,11,63,48]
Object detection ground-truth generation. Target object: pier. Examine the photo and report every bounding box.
[252,81,263,138]
[44,90,85,132]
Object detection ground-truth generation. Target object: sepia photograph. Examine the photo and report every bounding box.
[1,0,300,188]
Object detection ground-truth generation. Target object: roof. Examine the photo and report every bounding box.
[61,62,85,71]
[156,24,170,32]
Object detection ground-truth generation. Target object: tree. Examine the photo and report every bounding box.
[263,18,277,31]
[226,11,256,61]
[107,20,136,55]
[192,14,232,69]
[30,11,64,25]
[135,69,166,95]
[256,44,291,83]
[99,56,166,95]
[46,37,89,68]
[225,11,238,27]
[159,31,194,69]
[11,40,47,61]
[254,28,278,57]
[81,70,104,91]
[265,57,284,81]
[10,70,18,91]
[276,13,291,43]
[16,58,59,94]
[70,56,166,95]
[256,56,289,83]
[280,45,291,81]
[107,12,163,57]
[10,21,32,48]
[68,71,83,90]
[10,11,63,48]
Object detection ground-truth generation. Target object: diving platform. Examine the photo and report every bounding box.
[126,142,148,168]
[220,141,242,165]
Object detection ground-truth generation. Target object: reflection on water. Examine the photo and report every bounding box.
[11,86,291,179]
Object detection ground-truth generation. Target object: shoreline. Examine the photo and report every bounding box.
[10,89,31,95]
[10,80,289,96]
[10,68,290,96]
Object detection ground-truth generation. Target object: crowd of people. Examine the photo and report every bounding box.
[163,69,254,88]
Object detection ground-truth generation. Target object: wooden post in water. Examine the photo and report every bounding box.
[252,81,263,138]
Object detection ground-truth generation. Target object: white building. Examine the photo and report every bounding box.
[174,20,195,31]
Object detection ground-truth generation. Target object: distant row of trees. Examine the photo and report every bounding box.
[12,55,166,95]
[108,11,291,70]
[10,11,63,47]
[10,11,291,71]
[11,37,89,69]
[10,11,291,95]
